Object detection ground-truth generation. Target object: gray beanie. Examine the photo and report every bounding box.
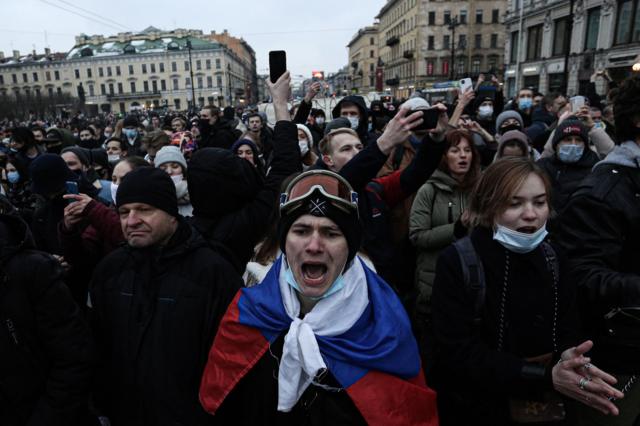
[496,110,524,135]
[154,146,187,170]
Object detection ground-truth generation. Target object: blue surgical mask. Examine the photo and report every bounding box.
[347,117,359,130]
[557,143,584,163]
[123,128,138,142]
[593,121,606,130]
[283,261,346,301]
[493,223,548,254]
[7,171,19,184]
[518,98,533,110]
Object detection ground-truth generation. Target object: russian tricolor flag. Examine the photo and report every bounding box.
[200,257,438,425]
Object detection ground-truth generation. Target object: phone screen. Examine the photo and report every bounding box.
[65,181,79,204]
[269,51,287,83]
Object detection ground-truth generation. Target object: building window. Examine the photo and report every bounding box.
[583,7,601,50]
[22,73,27,83]
[444,10,451,24]
[161,80,166,91]
[87,68,92,78]
[152,80,158,93]
[472,59,481,74]
[174,99,181,110]
[460,10,467,24]
[54,70,60,80]
[553,18,569,56]
[216,58,221,69]
[130,82,136,93]
[99,67,104,77]
[159,63,165,73]
[442,59,450,76]
[475,34,482,48]
[443,35,450,49]
[74,69,80,79]
[459,34,467,49]
[173,78,179,90]
[476,9,483,24]
[369,63,374,72]
[428,36,435,50]
[128,65,134,75]
[142,64,147,74]
[488,56,498,71]
[48,87,53,97]
[150,63,156,73]
[171,62,177,72]
[109,83,114,95]
[526,24,543,60]
[118,82,123,94]
[428,11,435,25]
[116,66,121,76]
[370,50,374,58]
[510,31,519,62]
[143,81,149,92]
[492,9,500,23]
[88,84,94,96]
[206,59,211,70]
[196,60,202,70]
[107,67,112,77]
[491,34,498,49]
[100,84,106,95]
[11,74,17,84]
[45,71,51,81]
[217,76,223,87]
[57,87,62,96]
[32,72,38,82]
[207,76,213,88]
[184,61,190,71]
[614,0,640,44]
[427,60,434,75]
[197,77,203,89]
[185,77,191,87]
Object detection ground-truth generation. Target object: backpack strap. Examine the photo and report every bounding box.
[392,144,405,171]
[453,237,486,326]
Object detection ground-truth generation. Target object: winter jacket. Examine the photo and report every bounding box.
[199,118,237,150]
[431,227,579,425]
[409,169,469,320]
[537,148,599,213]
[556,141,640,374]
[189,121,301,273]
[89,220,241,426]
[0,214,95,426]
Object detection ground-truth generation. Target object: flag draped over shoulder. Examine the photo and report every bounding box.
[199,256,439,426]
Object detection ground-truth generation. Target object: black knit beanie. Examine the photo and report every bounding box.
[116,167,179,217]
[278,190,362,265]
[552,118,589,148]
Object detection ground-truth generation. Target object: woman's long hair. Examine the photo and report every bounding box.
[438,129,481,190]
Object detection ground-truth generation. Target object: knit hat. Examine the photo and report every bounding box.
[552,118,589,148]
[296,124,314,148]
[61,146,91,167]
[123,115,139,128]
[154,146,187,170]
[116,167,179,217]
[323,117,351,135]
[498,130,529,146]
[496,110,524,135]
[230,138,259,155]
[401,97,430,110]
[29,153,77,195]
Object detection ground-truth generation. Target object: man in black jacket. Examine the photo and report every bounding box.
[198,105,237,150]
[557,75,640,425]
[0,198,95,426]
[90,167,241,426]
[331,95,370,145]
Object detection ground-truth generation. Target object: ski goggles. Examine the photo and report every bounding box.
[280,170,358,216]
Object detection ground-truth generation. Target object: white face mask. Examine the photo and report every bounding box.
[315,117,325,125]
[493,223,548,254]
[108,154,120,164]
[110,183,118,204]
[298,139,309,156]
[347,116,359,130]
[478,105,494,119]
[170,174,183,184]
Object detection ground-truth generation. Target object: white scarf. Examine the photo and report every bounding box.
[277,257,369,412]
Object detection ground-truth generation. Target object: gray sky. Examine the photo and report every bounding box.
[0,0,386,77]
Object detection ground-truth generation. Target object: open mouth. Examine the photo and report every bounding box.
[301,262,328,286]
[517,226,537,234]
[458,161,468,167]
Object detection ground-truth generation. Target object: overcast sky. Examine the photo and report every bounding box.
[0,0,386,77]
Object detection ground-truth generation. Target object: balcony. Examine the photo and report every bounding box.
[385,77,399,86]
[403,50,414,59]
[386,36,400,46]
[107,91,162,101]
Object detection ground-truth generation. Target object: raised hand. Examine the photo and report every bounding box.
[376,107,423,155]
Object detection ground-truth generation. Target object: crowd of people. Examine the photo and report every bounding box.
[0,66,639,426]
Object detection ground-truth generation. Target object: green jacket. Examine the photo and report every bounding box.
[409,169,468,318]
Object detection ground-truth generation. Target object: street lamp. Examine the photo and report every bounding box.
[448,17,460,80]
[186,38,196,110]
[633,55,640,72]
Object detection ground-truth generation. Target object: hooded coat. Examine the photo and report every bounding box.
[0,213,95,426]
[89,220,241,426]
[331,96,370,145]
[199,117,237,150]
[556,141,640,375]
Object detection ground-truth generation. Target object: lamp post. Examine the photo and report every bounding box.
[448,16,460,80]
[562,0,575,94]
[186,38,196,110]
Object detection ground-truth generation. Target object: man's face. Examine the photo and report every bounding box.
[533,95,544,107]
[285,215,349,300]
[550,96,568,114]
[322,133,363,172]
[61,151,86,172]
[518,89,534,101]
[106,141,124,156]
[152,117,160,128]
[9,139,24,151]
[590,109,602,122]
[200,108,217,125]
[248,117,262,132]
[340,104,361,119]
[33,130,45,142]
[79,130,93,142]
[171,120,184,132]
[118,202,177,248]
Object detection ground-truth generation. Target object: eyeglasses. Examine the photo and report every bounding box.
[280,170,358,215]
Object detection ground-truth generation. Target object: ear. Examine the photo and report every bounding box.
[322,154,333,168]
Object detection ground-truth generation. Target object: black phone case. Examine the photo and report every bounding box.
[269,51,286,83]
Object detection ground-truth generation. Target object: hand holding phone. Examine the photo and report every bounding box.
[65,181,79,204]
[459,78,473,93]
[414,108,440,131]
[570,96,586,113]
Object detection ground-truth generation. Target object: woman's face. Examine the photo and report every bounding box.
[495,173,549,233]
[446,138,472,178]
[112,161,133,185]
[297,129,308,142]
[172,120,185,132]
[159,162,183,177]
[237,145,255,165]
[5,162,17,173]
